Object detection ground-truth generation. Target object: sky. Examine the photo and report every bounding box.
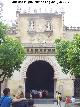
[0,0,80,26]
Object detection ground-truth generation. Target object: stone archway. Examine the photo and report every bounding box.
[21,56,70,79]
[20,56,71,98]
[21,56,63,79]
[25,60,54,98]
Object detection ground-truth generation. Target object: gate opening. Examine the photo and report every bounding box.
[25,60,54,98]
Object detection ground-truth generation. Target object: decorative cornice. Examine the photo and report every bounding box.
[16,11,62,19]
[64,26,80,31]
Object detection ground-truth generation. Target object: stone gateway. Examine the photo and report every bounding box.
[2,10,80,98]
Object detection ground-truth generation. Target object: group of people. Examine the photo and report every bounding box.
[0,88,76,107]
[65,96,75,107]
[0,88,35,107]
[30,89,48,98]
[56,91,76,107]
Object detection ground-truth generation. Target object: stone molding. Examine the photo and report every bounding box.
[20,55,71,80]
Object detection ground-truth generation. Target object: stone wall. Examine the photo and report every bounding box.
[64,30,80,41]
[17,13,63,43]
[6,12,78,98]
[7,55,74,97]
[56,79,74,97]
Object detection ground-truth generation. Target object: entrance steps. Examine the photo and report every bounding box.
[33,99,56,104]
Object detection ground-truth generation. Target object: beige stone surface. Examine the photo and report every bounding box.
[56,79,74,97]
[5,12,80,97]
[64,30,80,40]
[17,13,63,43]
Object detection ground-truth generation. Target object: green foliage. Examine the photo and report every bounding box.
[0,36,25,79]
[55,39,70,74]
[0,21,25,80]
[0,21,7,43]
[67,34,80,76]
[55,34,80,76]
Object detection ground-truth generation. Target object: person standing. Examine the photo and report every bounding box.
[28,99,36,107]
[15,91,24,99]
[65,96,71,107]
[56,92,62,107]
[58,93,62,107]
[56,91,58,105]
[71,96,75,104]
[0,88,26,107]
[39,90,42,98]
[71,96,75,106]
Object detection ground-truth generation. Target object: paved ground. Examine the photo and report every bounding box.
[34,102,65,107]
[33,99,79,107]
[12,98,79,107]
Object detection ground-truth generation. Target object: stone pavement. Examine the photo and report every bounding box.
[34,102,65,107]
[33,99,80,107]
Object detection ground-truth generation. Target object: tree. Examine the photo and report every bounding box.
[0,36,25,80]
[67,34,80,76]
[55,34,80,77]
[55,39,70,74]
[0,21,7,43]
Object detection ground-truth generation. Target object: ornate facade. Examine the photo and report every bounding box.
[3,10,80,98]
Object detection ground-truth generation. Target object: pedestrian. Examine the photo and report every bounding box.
[15,91,24,99]
[56,91,58,105]
[39,90,42,98]
[65,96,71,107]
[0,88,26,107]
[28,99,36,107]
[30,92,32,99]
[58,92,62,107]
[71,96,75,106]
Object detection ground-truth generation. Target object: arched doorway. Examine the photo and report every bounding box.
[25,60,54,98]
